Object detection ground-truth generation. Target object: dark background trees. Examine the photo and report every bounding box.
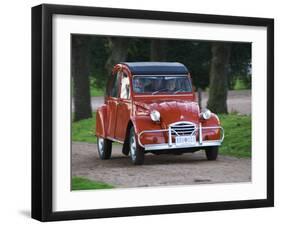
[105,37,131,79]
[207,42,231,113]
[71,34,251,121]
[71,35,92,122]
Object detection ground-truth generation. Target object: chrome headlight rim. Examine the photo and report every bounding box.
[201,108,212,120]
[150,110,161,122]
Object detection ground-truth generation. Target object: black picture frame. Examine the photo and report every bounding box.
[32,3,274,222]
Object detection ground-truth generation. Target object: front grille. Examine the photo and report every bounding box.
[170,122,196,136]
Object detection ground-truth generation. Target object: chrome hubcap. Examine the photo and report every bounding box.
[98,137,104,155]
[130,135,136,161]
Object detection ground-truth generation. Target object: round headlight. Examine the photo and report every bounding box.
[150,110,161,122]
[201,108,212,120]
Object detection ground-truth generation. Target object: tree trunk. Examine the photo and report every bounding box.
[207,42,231,114]
[105,37,130,76]
[150,39,167,61]
[72,36,92,122]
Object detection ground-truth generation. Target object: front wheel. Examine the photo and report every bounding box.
[129,127,144,165]
[97,137,112,160]
[205,146,218,160]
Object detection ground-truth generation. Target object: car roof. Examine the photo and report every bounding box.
[122,62,188,75]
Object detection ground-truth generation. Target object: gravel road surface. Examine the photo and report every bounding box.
[72,142,251,188]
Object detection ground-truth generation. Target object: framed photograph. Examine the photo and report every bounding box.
[32,4,274,221]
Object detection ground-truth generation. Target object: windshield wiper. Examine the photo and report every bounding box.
[152,88,168,95]
[173,89,184,94]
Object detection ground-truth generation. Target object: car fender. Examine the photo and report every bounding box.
[201,113,221,140]
[201,113,221,127]
[95,105,107,138]
[130,115,162,135]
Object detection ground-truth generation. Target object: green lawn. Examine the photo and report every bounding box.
[72,112,251,158]
[72,112,97,143]
[219,114,251,158]
[72,177,114,190]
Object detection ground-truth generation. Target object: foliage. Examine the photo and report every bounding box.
[228,43,252,89]
[128,39,212,88]
[219,114,251,158]
[90,78,105,96]
[72,176,114,190]
[127,38,151,61]
[72,34,252,123]
[76,35,251,93]
[233,78,250,90]
[89,36,110,89]
[90,86,104,97]
[166,40,212,89]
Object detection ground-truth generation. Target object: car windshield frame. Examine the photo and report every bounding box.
[132,74,192,95]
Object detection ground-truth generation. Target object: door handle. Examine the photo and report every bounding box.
[117,102,124,106]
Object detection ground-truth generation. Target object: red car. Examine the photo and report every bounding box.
[96,62,224,165]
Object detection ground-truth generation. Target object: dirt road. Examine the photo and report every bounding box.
[72,142,251,188]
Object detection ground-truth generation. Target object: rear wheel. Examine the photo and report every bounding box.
[205,146,218,160]
[129,127,144,165]
[97,137,112,160]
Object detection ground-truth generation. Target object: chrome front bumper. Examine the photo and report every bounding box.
[137,123,224,151]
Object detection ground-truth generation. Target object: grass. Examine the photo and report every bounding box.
[219,114,251,158]
[233,79,249,90]
[72,112,251,158]
[72,112,97,143]
[72,78,104,97]
[72,176,114,190]
[90,86,104,97]
[90,77,105,96]
[72,112,121,146]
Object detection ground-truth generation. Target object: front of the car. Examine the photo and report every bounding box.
[117,62,224,164]
[126,62,224,160]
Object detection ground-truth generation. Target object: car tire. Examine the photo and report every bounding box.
[97,137,112,160]
[205,146,218,160]
[129,127,144,165]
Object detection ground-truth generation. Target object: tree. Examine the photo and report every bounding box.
[105,37,130,76]
[127,39,150,61]
[72,35,92,121]
[165,41,211,89]
[207,42,231,114]
[89,37,109,89]
[228,43,252,89]
[150,39,167,61]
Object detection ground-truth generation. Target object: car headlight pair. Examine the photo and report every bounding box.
[200,108,212,120]
[150,109,211,122]
[150,110,161,122]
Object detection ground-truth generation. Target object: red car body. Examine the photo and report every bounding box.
[96,62,224,165]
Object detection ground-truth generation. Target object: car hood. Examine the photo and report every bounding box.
[135,100,200,126]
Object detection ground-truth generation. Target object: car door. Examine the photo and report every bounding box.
[106,71,121,138]
[114,71,132,141]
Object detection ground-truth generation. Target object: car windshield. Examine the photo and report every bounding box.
[132,75,192,94]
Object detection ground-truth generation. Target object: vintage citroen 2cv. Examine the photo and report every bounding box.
[95,62,224,165]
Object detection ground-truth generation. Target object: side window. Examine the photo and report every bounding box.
[110,71,121,98]
[120,72,130,99]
